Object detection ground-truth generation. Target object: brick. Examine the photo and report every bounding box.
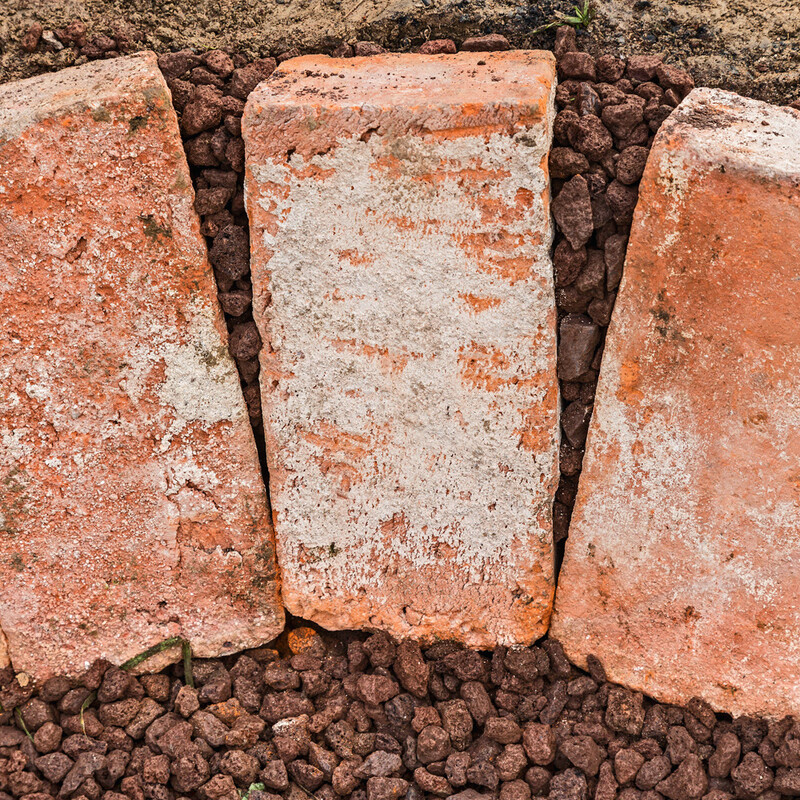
[0,53,283,680]
[552,89,800,717]
[243,52,558,647]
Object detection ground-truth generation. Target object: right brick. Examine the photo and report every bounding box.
[552,89,800,718]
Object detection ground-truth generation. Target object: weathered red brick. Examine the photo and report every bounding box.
[243,52,558,647]
[0,53,283,680]
[552,89,800,717]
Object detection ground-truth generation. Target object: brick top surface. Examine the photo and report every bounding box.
[660,88,800,177]
[0,53,157,141]
[552,89,800,718]
[0,53,282,679]
[244,49,558,647]
[245,52,556,158]
[250,51,555,109]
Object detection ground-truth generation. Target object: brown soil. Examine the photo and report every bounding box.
[587,0,800,106]
[1,0,798,103]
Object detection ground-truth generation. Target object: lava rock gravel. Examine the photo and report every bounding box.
[7,28,789,800]
[1,626,798,800]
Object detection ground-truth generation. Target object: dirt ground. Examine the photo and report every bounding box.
[589,0,800,105]
[0,0,797,102]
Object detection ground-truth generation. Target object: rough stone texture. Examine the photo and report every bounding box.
[552,89,800,718]
[0,52,283,680]
[243,52,558,647]
[2,0,797,103]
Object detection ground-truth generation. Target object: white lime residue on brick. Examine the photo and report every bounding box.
[0,52,282,679]
[249,115,558,640]
[0,52,158,143]
[158,299,247,426]
[681,88,800,179]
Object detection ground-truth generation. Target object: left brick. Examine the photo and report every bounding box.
[0,53,283,680]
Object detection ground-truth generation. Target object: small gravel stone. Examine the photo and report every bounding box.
[552,175,594,249]
[616,748,646,784]
[656,63,695,96]
[460,34,509,52]
[602,96,646,138]
[356,674,399,705]
[657,754,709,800]
[414,766,451,795]
[439,700,473,750]
[558,315,601,382]
[636,756,672,790]
[485,717,522,745]
[21,22,44,52]
[559,52,597,82]
[627,54,663,82]
[731,752,773,798]
[417,726,452,764]
[353,41,386,56]
[550,768,588,800]
[228,59,277,100]
[357,751,403,778]
[35,752,74,782]
[616,145,649,184]
[560,735,603,777]
[562,401,593,448]
[259,759,289,791]
[418,39,456,54]
[209,224,250,279]
[522,723,556,766]
[597,54,625,82]
[667,726,697,764]
[466,760,499,789]
[550,147,591,179]
[366,776,409,800]
[569,114,614,161]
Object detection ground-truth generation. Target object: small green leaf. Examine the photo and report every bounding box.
[182,640,194,689]
[240,783,266,800]
[120,636,184,670]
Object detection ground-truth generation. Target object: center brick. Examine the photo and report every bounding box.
[243,52,559,646]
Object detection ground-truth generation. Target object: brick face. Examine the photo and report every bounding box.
[552,89,800,717]
[0,53,283,680]
[244,53,558,647]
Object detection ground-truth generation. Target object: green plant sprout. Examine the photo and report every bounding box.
[15,708,33,742]
[240,783,266,800]
[78,636,194,733]
[533,1,595,34]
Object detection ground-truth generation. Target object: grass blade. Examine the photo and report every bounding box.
[120,636,184,671]
[182,639,194,688]
[15,707,33,742]
[79,690,97,735]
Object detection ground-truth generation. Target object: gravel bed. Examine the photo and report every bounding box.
[1,626,799,800]
[545,28,694,556]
